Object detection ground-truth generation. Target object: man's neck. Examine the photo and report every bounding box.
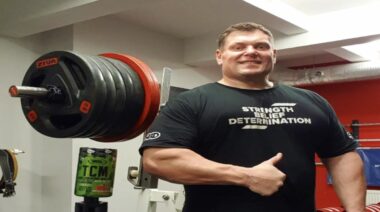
[218,78,274,90]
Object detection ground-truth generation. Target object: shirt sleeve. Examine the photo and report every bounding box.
[139,91,200,155]
[312,93,358,158]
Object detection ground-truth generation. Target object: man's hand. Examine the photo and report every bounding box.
[245,153,286,196]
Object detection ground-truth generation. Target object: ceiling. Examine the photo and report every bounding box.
[2,0,380,69]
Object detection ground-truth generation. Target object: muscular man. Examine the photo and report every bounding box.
[139,22,366,212]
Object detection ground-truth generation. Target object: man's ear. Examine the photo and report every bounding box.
[273,49,277,64]
[215,49,223,65]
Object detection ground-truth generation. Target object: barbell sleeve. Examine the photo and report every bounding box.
[9,85,49,98]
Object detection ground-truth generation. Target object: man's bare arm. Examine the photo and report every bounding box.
[322,151,366,212]
[142,147,286,196]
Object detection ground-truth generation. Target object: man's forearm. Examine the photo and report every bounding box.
[142,147,248,185]
[142,147,286,196]
[322,151,366,212]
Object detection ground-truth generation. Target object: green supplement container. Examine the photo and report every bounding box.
[74,147,117,197]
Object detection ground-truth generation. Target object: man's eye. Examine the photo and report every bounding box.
[256,44,270,50]
[233,46,243,50]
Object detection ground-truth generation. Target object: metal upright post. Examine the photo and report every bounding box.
[129,67,185,212]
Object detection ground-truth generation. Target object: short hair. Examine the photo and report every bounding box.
[217,22,274,49]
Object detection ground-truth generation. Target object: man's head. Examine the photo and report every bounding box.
[217,22,274,50]
[215,22,277,88]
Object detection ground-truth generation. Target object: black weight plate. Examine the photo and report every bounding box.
[88,56,124,138]
[101,53,160,141]
[73,54,112,137]
[69,55,108,138]
[20,51,108,138]
[79,56,117,138]
[94,56,145,142]
[91,56,127,139]
[93,57,141,141]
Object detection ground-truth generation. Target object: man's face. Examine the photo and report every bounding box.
[216,30,277,81]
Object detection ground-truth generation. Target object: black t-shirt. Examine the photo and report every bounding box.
[140,83,357,212]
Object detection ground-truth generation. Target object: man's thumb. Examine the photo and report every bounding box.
[265,152,283,165]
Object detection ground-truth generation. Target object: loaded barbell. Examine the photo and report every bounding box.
[9,51,160,142]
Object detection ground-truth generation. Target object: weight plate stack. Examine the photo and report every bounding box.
[99,53,160,142]
[20,51,108,138]
[12,51,160,142]
[92,56,145,141]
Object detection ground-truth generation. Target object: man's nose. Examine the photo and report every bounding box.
[245,46,258,55]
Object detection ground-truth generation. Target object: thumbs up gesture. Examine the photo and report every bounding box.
[244,153,286,196]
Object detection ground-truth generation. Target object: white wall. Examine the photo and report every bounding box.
[71,15,221,212]
[0,27,73,212]
[1,14,221,212]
